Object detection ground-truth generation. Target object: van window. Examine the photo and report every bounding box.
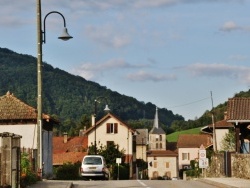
[83,157,102,165]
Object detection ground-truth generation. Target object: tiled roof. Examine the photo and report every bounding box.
[53,136,88,153]
[147,150,178,157]
[149,127,166,134]
[227,97,250,121]
[177,134,212,148]
[136,129,148,145]
[0,91,51,121]
[53,152,87,165]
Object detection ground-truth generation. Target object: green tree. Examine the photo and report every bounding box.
[220,130,235,152]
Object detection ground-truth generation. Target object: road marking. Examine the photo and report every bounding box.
[137,180,150,188]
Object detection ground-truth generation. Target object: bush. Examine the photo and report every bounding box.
[55,162,81,180]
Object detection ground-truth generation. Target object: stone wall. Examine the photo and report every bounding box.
[205,153,250,179]
[231,154,250,179]
[205,153,224,177]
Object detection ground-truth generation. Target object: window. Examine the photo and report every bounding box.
[160,143,162,149]
[182,153,190,160]
[165,162,169,168]
[159,135,162,141]
[107,141,114,147]
[106,123,118,134]
[154,162,157,168]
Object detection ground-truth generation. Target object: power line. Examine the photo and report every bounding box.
[169,96,210,108]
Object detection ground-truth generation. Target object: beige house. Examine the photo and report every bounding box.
[177,134,213,170]
[84,112,137,178]
[147,107,178,179]
[201,113,234,151]
[136,129,148,161]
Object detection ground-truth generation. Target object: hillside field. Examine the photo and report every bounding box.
[166,127,203,142]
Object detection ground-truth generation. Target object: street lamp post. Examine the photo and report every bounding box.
[94,97,110,154]
[36,0,72,176]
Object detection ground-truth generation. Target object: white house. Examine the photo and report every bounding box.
[0,91,58,177]
[84,112,137,179]
[177,134,213,170]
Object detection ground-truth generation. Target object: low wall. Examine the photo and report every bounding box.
[206,153,250,179]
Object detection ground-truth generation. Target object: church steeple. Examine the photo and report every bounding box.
[153,107,159,129]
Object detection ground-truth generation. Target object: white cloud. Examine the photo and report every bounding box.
[220,21,241,32]
[72,58,149,80]
[126,70,177,82]
[185,63,250,84]
[84,25,131,48]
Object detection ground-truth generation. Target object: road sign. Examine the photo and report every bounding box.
[116,158,121,164]
[199,158,209,168]
[199,149,206,159]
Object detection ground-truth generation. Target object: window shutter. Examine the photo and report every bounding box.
[106,123,111,133]
[114,123,118,133]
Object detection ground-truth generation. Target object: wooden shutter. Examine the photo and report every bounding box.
[106,123,111,133]
[114,123,118,133]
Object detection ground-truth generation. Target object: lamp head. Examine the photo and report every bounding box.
[104,104,110,112]
[58,27,73,41]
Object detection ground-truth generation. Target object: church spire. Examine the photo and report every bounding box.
[153,107,159,129]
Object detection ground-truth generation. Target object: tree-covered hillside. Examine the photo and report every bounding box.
[0,47,184,134]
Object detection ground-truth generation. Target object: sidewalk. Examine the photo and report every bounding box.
[28,180,73,188]
[199,178,250,188]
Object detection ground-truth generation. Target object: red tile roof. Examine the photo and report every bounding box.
[177,134,212,149]
[53,152,87,165]
[53,136,88,165]
[227,97,250,121]
[0,91,54,122]
[53,136,88,153]
[147,150,178,157]
[207,119,233,128]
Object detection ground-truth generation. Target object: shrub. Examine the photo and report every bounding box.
[55,162,81,180]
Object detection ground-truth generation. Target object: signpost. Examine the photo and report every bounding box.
[199,144,208,177]
[116,158,121,180]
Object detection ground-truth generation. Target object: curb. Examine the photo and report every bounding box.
[66,182,74,188]
[198,179,238,188]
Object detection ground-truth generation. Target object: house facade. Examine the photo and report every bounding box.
[177,134,212,170]
[0,91,58,177]
[201,114,234,152]
[84,112,137,179]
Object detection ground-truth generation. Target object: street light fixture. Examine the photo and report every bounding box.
[36,0,72,177]
[94,97,110,154]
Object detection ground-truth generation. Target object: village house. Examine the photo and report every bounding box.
[147,107,178,179]
[201,112,234,151]
[84,112,137,179]
[0,91,58,177]
[177,134,213,170]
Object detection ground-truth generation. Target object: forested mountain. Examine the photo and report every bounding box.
[1,47,249,136]
[0,47,184,135]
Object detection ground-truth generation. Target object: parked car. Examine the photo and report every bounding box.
[81,155,109,180]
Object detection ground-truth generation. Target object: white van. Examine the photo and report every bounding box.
[81,155,109,180]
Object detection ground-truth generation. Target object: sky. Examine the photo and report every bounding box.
[1,0,250,120]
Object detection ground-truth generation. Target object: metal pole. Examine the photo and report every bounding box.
[37,0,43,176]
[94,100,97,155]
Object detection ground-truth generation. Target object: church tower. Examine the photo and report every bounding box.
[148,107,166,150]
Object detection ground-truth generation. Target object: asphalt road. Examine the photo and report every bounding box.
[71,180,218,188]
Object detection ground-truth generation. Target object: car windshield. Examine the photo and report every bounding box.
[83,157,102,165]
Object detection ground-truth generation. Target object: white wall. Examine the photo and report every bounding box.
[0,124,37,148]
[88,117,133,155]
[178,148,199,169]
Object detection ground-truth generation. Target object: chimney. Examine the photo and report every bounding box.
[224,111,227,120]
[91,115,95,127]
[63,132,68,143]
